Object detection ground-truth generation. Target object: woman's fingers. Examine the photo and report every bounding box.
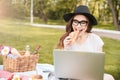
[64,36,74,47]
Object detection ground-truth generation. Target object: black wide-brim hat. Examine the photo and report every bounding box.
[63,5,97,25]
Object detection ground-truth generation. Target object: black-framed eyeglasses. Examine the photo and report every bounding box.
[72,19,88,27]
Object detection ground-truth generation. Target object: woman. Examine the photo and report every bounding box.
[56,5,114,80]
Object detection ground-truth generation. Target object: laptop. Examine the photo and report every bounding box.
[53,49,105,80]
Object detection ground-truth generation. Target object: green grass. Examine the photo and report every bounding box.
[102,38,120,80]
[0,18,120,80]
[94,24,116,30]
[0,18,64,64]
[34,17,66,25]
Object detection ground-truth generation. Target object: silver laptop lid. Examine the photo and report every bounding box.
[53,49,105,80]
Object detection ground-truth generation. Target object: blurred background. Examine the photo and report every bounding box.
[0,0,120,30]
[0,0,120,80]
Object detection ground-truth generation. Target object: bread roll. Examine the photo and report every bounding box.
[31,75,43,80]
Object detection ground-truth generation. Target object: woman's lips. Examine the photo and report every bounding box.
[79,29,83,31]
[74,28,84,32]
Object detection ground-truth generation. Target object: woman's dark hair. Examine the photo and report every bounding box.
[85,14,93,33]
[66,17,74,33]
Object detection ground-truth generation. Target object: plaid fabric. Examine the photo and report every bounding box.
[2,53,39,72]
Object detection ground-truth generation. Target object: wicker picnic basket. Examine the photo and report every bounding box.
[2,51,39,72]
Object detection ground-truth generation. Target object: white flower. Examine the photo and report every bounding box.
[1,46,10,55]
[11,48,21,56]
[12,75,20,80]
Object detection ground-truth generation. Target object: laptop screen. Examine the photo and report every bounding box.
[53,49,105,80]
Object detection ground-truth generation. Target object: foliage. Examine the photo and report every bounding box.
[46,0,77,20]
[33,0,50,22]
[107,0,120,30]
[0,0,120,29]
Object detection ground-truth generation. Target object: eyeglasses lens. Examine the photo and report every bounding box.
[73,20,88,27]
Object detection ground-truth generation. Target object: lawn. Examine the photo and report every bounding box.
[0,19,64,64]
[0,18,120,80]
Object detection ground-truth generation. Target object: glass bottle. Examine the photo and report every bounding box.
[25,45,30,56]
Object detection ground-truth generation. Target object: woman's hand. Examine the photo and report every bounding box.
[63,27,86,47]
[63,31,79,47]
[63,36,72,47]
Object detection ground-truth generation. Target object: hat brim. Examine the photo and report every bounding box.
[63,13,97,25]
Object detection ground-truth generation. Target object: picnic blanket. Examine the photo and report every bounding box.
[0,63,55,80]
[0,64,114,80]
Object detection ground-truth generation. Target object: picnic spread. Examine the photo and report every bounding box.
[0,45,55,80]
[0,63,55,80]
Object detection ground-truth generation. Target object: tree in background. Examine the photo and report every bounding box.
[107,0,120,31]
[72,0,120,31]
[46,0,77,20]
[34,0,49,23]
[0,0,120,30]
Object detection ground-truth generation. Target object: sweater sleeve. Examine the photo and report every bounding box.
[90,33,104,52]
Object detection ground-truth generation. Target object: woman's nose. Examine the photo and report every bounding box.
[76,25,82,29]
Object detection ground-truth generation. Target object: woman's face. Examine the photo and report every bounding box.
[72,14,89,32]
